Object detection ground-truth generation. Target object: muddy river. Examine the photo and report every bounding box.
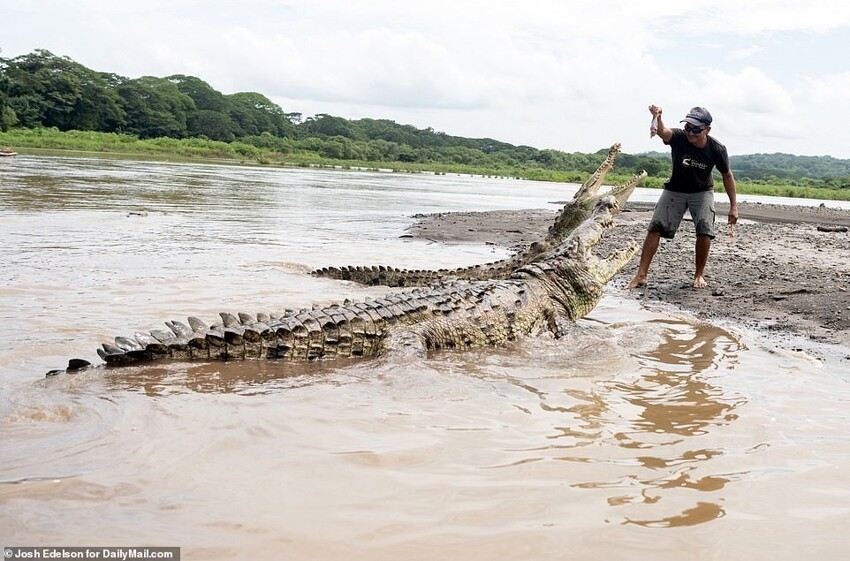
[2,155,848,560]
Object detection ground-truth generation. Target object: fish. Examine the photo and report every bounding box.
[650,115,658,138]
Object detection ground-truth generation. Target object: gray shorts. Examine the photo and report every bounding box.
[648,189,716,239]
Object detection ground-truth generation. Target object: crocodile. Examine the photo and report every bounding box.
[49,148,642,375]
[311,143,647,287]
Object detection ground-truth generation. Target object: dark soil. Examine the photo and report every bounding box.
[408,201,850,362]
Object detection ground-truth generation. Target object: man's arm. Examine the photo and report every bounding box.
[721,170,738,224]
[649,105,673,142]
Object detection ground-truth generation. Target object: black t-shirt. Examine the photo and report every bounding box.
[663,129,730,193]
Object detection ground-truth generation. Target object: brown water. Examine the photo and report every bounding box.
[2,155,849,560]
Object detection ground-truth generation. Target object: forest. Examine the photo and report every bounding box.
[2,49,849,196]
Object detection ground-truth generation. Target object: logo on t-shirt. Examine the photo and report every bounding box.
[682,157,709,170]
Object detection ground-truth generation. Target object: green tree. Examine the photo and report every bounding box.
[166,74,237,139]
[115,76,195,138]
[304,113,363,139]
[188,109,235,142]
[0,106,17,131]
[166,74,228,112]
[2,49,123,131]
[0,59,17,131]
[227,92,294,137]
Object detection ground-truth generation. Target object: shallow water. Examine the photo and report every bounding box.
[2,156,849,560]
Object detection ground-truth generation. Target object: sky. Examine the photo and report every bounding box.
[2,0,850,158]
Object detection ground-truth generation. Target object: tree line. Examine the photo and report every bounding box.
[1,49,848,190]
[0,49,295,141]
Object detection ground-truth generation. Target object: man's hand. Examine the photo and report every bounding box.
[648,104,662,117]
[728,205,739,224]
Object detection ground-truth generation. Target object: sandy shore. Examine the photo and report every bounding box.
[408,200,850,363]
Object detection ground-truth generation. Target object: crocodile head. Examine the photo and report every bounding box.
[547,143,646,243]
[523,194,638,322]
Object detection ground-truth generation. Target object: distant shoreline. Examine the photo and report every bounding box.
[2,128,849,202]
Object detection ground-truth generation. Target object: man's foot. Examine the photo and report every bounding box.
[693,276,707,289]
[627,275,648,289]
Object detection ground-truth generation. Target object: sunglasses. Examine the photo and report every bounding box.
[684,124,707,134]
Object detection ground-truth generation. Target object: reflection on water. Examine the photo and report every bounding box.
[3,156,850,560]
[501,317,748,528]
[607,321,744,527]
[613,321,743,442]
[100,357,368,397]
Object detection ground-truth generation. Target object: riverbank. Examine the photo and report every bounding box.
[3,129,850,200]
[408,201,850,363]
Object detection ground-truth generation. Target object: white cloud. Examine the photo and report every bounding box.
[726,46,765,61]
[246,27,495,109]
[805,71,850,103]
[701,0,850,34]
[798,71,850,149]
[2,0,850,157]
[703,67,794,115]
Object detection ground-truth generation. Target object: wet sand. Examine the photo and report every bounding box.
[408,200,850,362]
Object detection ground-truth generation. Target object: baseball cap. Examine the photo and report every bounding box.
[680,107,713,126]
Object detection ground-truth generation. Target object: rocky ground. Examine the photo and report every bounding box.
[408,200,850,363]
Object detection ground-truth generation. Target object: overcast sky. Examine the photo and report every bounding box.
[3,0,850,158]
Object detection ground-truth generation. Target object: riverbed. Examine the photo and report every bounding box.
[2,155,849,560]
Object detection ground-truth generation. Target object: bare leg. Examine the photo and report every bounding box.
[627,231,661,288]
[694,234,711,289]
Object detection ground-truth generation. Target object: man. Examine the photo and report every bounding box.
[627,105,738,290]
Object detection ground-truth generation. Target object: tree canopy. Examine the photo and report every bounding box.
[1,49,848,190]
